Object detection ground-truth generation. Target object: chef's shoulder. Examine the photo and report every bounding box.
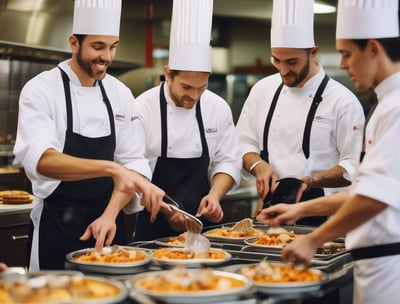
[102,73,134,100]
[324,77,364,109]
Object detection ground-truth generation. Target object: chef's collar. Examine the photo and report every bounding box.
[163,81,197,110]
[374,72,400,103]
[284,67,325,95]
[59,60,100,87]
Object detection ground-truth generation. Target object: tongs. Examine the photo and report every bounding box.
[164,194,203,234]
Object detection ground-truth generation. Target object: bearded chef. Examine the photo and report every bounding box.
[132,0,241,240]
[236,0,365,225]
[13,0,165,270]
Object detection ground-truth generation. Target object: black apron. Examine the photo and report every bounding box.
[35,69,125,270]
[134,83,212,241]
[261,75,329,226]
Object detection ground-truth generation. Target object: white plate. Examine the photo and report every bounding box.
[66,246,151,274]
[238,263,326,294]
[244,236,285,250]
[154,236,186,247]
[129,269,253,303]
[203,227,265,244]
[151,248,232,267]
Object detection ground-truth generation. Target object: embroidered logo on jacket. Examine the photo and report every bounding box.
[206,128,217,133]
[115,114,125,121]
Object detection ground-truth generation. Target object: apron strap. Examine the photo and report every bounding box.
[360,101,378,163]
[302,73,330,159]
[350,242,400,261]
[261,82,284,163]
[262,74,330,161]
[58,67,74,131]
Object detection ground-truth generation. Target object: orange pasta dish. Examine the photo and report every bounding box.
[134,266,245,292]
[166,233,186,245]
[239,261,323,284]
[153,248,226,260]
[204,218,264,238]
[0,274,121,303]
[253,227,297,246]
[74,246,148,263]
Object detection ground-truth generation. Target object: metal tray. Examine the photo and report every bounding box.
[66,246,151,274]
[151,248,232,268]
[128,269,253,304]
[235,262,327,295]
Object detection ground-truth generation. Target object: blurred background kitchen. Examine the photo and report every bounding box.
[0,0,369,266]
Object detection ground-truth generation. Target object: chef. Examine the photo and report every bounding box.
[13,0,165,270]
[132,0,241,240]
[257,1,400,303]
[236,0,365,225]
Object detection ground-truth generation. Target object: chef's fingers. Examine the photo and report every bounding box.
[80,226,93,242]
[253,198,264,217]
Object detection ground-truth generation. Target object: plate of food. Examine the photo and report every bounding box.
[66,245,151,274]
[129,266,252,303]
[151,247,232,267]
[244,227,297,250]
[237,260,326,294]
[154,233,187,247]
[0,190,34,204]
[203,218,265,243]
[0,271,127,303]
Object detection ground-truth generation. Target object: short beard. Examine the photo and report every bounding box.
[76,47,96,79]
[285,57,310,87]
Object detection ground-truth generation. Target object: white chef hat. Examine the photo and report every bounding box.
[168,0,213,72]
[270,0,315,48]
[72,0,122,36]
[336,0,399,39]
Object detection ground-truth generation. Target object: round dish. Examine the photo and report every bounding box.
[66,246,151,274]
[151,248,232,267]
[203,227,265,244]
[129,269,252,303]
[238,263,326,294]
[244,236,285,250]
[154,236,186,247]
[0,272,127,303]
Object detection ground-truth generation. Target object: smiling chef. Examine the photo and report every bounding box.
[13,0,165,270]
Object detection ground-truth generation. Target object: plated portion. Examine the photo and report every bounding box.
[152,247,231,267]
[0,272,126,303]
[154,233,187,247]
[244,227,297,248]
[238,260,326,294]
[0,190,33,204]
[203,218,265,242]
[66,246,151,274]
[130,266,252,303]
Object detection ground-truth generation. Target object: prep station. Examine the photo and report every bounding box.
[60,223,354,304]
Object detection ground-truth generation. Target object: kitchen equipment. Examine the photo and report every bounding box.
[163,194,203,234]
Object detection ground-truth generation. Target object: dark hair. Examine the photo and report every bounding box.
[169,69,180,80]
[73,34,87,45]
[352,38,400,61]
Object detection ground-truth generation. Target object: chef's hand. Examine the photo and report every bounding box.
[164,212,187,232]
[112,166,165,222]
[0,262,7,272]
[256,203,302,227]
[281,234,318,267]
[252,162,279,217]
[80,215,116,253]
[197,195,223,223]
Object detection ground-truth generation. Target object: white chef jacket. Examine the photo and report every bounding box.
[13,59,149,270]
[236,68,365,194]
[346,72,400,304]
[133,83,242,190]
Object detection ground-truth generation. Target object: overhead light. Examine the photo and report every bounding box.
[314,2,336,14]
